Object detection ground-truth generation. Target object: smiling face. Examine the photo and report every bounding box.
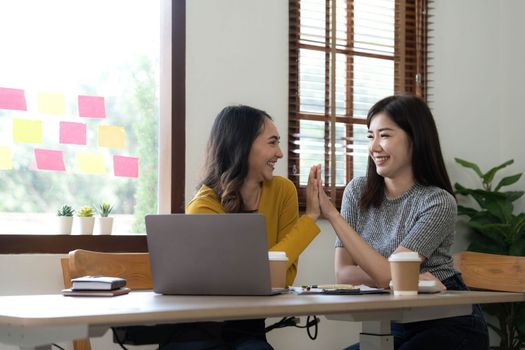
[368,112,413,181]
[247,117,283,183]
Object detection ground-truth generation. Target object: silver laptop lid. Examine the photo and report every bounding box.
[145,214,273,296]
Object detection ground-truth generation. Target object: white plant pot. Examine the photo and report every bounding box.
[58,216,73,235]
[98,217,114,235]
[78,217,95,235]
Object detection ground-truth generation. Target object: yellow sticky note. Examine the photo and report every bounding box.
[76,152,106,174]
[0,147,12,170]
[98,125,125,149]
[13,119,42,144]
[37,91,66,115]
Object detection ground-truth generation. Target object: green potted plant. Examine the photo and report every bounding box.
[77,206,95,235]
[57,205,75,235]
[96,202,113,235]
[455,158,525,350]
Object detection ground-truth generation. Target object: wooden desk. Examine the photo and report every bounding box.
[0,290,523,350]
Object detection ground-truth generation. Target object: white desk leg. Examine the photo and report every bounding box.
[360,320,393,350]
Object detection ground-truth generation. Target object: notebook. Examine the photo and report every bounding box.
[145,213,280,296]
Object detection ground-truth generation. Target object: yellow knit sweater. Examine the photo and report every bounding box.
[186,176,320,286]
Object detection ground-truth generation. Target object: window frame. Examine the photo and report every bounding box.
[288,0,428,209]
[0,0,186,254]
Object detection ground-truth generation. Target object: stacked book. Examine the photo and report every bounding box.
[62,276,130,297]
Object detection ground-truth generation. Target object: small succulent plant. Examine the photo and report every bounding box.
[97,202,113,217]
[57,205,75,217]
[77,206,94,217]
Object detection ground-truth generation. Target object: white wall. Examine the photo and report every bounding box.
[429,0,525,253]
[2,1,525,349]
[185,0,289,198]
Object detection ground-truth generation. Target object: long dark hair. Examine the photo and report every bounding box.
[201,105,272,213]
[359,95,453,209]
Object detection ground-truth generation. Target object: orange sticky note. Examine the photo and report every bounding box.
[98,125,125,149]
[0,147,13,170]
[77,152,106,174]
[34,149,66,171]
[37,92,66,115]
[113,155,138,178]
[13,119,42,144]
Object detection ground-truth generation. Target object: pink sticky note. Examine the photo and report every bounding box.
[0,87,27,111]
[34,149,66,171]
[59,121,86,145]
[78,95,106,118]
[113,155,139,178]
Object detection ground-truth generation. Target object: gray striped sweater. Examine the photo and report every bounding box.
[335,176,457,281]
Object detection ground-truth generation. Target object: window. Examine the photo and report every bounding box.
[289,0,427,207]
[0,0,186,252]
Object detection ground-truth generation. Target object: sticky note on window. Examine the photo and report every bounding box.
[0,87,27,111]
[98,125,125,148]
[60,121,86,145]
[113,155,139,178]
[0,147,13,170]
[13,119,43,144]
[78,95,105,118]
[34,149,66,171]
[77,152,106,174]
[37,91,66,115]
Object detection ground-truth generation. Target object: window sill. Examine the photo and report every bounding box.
[0,235,147,254]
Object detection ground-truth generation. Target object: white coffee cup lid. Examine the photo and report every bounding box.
[388,251,421,262]
[268,251,288,261]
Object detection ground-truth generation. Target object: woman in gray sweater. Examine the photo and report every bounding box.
[317,95,488,350]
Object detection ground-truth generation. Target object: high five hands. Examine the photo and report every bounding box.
[305,164,321,221]
[306,164,339,221]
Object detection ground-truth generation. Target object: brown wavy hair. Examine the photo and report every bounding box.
[359,95,454,209]
[201,105,272,212]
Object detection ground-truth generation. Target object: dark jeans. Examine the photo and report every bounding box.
[159,319,274,350]
[345,274,489,350]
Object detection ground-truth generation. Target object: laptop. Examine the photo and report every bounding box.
[145,213,280,296]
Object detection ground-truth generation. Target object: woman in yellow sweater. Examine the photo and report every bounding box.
[182,105,321,350]
[187,105,321,285]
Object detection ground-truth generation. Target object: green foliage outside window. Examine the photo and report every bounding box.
[130,57,158,233]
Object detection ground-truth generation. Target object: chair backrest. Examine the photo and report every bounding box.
[62,249,152,289]
[60,249,152,350]
[453,251,525,293]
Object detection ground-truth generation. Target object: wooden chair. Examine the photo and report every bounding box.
[453,251,525,292]
[61,249,152,350]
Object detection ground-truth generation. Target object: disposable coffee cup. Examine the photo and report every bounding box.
[388,251,421,296]
[268,251,288,288]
